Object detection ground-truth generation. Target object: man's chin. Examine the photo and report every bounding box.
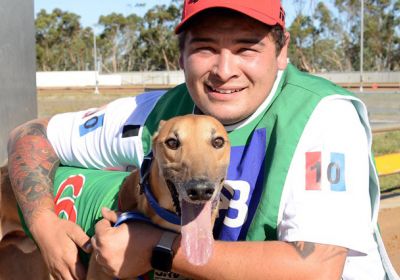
[211,113,250,126]
[194,104,250,125]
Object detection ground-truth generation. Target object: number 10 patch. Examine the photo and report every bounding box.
[305,152,346,192]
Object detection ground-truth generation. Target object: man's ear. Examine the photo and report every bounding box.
[277,31,290,70]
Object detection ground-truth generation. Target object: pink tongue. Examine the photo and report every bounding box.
[181,200,213,266]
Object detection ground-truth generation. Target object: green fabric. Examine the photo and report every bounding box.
[19,166,130,265]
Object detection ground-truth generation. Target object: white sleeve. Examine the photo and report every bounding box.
[47,91,164,170]
[277,97,375,255]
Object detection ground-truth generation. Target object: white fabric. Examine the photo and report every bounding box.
[278,97,386,279]
[47,91,165,170]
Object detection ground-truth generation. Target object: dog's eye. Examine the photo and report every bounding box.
[212,137,225,149]
[165,138,180,150]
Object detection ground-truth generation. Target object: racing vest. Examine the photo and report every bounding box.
[141,64,378,242]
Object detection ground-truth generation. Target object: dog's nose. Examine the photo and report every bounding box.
[186,180,215,201]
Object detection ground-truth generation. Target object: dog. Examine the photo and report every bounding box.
[0,115,230,280]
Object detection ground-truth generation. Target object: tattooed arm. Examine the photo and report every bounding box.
[7,118,91,280]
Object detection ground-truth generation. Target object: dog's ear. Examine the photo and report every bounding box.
[151,120,166,153]
[158,120,166,130]
[152,120,166,142]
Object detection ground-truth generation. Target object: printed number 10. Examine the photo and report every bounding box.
[306,152,346,192]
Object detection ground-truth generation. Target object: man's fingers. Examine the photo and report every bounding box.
[101,207,119,223]
[67,223,92,253]
[92,218,113,250]
[69,259,87,280]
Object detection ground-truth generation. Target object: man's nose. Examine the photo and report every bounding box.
[212,49,239,81]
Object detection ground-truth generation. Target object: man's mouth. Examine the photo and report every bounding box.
[206,84,245,94]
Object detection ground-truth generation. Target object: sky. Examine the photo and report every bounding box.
[34,0,309,31]
[34,0,174,28]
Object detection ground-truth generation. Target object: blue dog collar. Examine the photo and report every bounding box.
[139,154,181,226]
[114,211,152,227]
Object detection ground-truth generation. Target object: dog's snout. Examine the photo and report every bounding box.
[186,179,215,202]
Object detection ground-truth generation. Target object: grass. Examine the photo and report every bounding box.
[373,130,400,192]
[37,88,400,193]
[372,130,400,156]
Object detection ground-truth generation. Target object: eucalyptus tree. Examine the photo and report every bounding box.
[137,2,181,71]
[288,0,399,71]
[36,9,92,71]
[97,13,129,73]
[334,0,400,71]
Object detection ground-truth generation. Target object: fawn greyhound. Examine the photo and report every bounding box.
[0,115,231,280]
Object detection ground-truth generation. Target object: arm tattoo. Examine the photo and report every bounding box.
[7,119,60,228]
[291,241,316,259]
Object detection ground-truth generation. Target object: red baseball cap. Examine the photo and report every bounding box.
[175,0,285,34]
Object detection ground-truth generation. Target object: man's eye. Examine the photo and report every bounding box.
[238,48,256,54]
[195,47,215,53]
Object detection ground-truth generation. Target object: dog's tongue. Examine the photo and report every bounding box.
[181,200,213,266]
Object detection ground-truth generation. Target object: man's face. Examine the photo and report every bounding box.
[180,12,289,125]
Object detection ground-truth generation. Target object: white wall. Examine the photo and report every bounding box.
[36,71,122,87]
[36,70,400,88]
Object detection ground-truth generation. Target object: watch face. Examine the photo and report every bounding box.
[151,246,174,272]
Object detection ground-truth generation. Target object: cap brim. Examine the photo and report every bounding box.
[175,3,282,34]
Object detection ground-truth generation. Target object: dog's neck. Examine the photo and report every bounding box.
[138,156,181,226]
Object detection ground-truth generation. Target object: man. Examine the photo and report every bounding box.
[7,0,397,279]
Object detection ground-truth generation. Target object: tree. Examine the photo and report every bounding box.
[137,2,182,71]
[288,0,400,71]
[35,9,93,71]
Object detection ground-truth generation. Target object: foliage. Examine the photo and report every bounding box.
[289,0,400,72]
[35,0,400,72]
[36,9,93,71]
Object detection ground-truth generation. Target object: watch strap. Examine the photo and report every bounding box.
[157,231,178,250]
[151,231,178,272]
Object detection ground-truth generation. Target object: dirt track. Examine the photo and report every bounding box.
[379,197,400,275]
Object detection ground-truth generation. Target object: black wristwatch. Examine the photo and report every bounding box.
[151,231,178,272]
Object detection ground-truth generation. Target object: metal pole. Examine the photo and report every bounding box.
[93,30,99,94]
[360,0,364,93]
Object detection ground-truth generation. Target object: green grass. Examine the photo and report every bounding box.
[372,130,400,192]
[372,130,400,156]
[379,173,400,193]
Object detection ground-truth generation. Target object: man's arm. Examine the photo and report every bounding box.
[173,238,347,280]
[7,118,58,229]
[7,118,91,280]
[93,210,347,280]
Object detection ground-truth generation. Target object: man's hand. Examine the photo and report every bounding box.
[31,211,92,280]
[91,208,163,279]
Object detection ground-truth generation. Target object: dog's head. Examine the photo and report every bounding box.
[148,115,230,266]
[151,115,230,208]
